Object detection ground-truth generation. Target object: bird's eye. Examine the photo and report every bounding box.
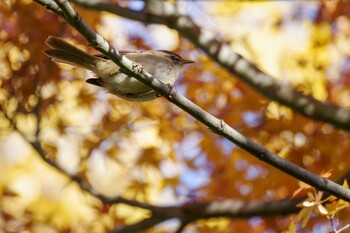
[170,55,180,62]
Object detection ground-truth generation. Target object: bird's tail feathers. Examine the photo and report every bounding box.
[44,36,99,70]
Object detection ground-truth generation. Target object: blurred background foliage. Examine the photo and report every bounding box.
[1,0,350,232]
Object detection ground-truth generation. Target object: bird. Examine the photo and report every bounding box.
[44,36,194,101]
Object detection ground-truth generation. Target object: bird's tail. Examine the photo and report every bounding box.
[44,36,99,70]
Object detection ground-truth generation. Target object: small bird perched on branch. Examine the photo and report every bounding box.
[44,36,194,102]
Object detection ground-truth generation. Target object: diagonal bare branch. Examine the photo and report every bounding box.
[30,0,350,204]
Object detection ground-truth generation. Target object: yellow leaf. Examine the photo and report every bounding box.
[282,222,296,233]
[320,169,332,179]
[325,199,349,216]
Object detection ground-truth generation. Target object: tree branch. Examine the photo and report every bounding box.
[63,0,350,130]
[32,0,350,202]
[110,216,168,233]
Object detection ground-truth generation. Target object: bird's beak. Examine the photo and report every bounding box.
[183,59,194,64]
